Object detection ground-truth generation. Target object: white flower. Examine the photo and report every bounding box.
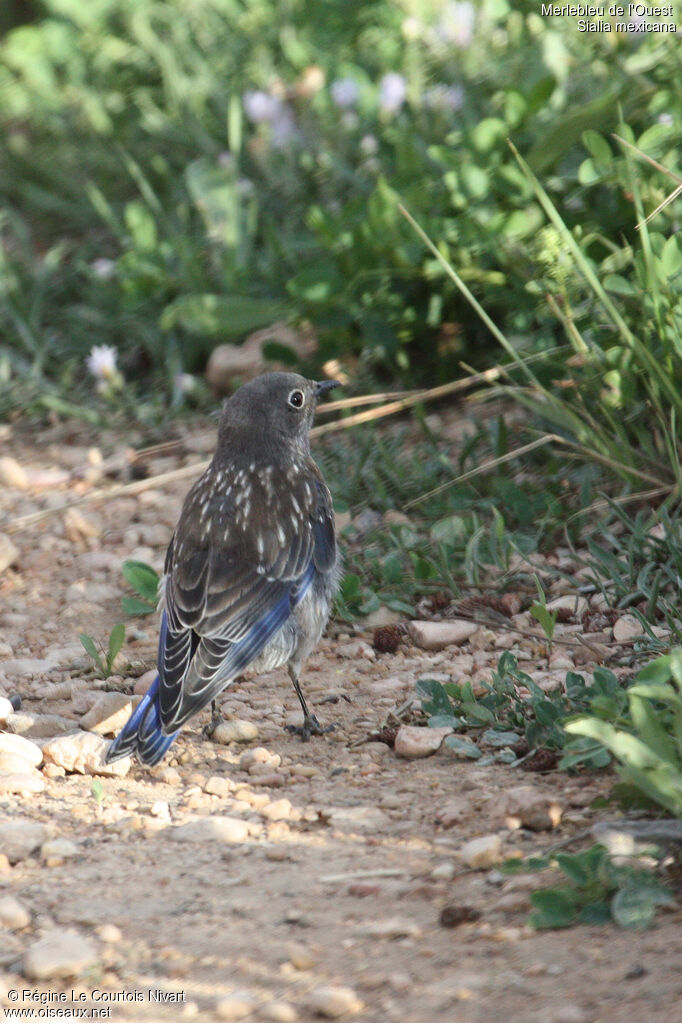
[379,72,407,114]
[331,77,360,109]
[90,258,115,280]
[424,84,465,113]
[360,134,379,156]
[174,372,197,395]
[243,90,282,124]
[87,345,118,381]
[437,2,475,48]
[658,113,673,125]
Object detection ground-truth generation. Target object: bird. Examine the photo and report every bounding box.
[106,371,341,766]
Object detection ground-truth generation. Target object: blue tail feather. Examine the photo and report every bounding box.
[105,675,178,766]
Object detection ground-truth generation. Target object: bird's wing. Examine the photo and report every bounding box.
[157,460,333,730]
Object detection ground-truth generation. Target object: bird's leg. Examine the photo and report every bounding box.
[202,697,224,739]
[286,664,336,741]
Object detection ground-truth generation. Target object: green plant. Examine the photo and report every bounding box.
[573,500,682,642]
[565,649,682,816]
[529,574,558,661]
[121,559,160,616]
[80,623,126,679]
[505,844,673,930]
[418,651,621,768]
[91,778,105,810]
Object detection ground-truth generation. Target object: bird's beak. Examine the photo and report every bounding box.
[314,379,341,399]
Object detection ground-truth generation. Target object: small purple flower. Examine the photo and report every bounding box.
[331,77,360,109]
[424,84,465,113]
[243,90,282,124]
[379,72,407,114]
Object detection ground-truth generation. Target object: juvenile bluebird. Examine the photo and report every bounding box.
[107,372,341,766]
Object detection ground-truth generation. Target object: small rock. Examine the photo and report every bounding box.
[212,719,259,744]
[362,917,421,939]
[0,696,14,721]
[261,798,293,822]
[171,817,251,844]
[41,839,80,863]
[42,732,131,776]
[262,1001,298,1023]
[328,806,389,832]
[240,747,280,771]
[546,595,588,616]
[23,929,98,980]
[364,606,402,629]
[438,905,481,927]
[0,733,43,767]
[96,923,122,943]
[459,835,503,869]
[308,985,364,1018]
[0,895,31,929]
[0,819,47,863]
[204,776,233,797]
[0,752,41,774]
[80,692,138,736]
[0,533,19,574]
[435,799,468,828]
[502,786,563,832]
[5,712,76,738]
[613,615,643,643]
[0,773,45,795]
[289,943,316,970]
[134,668,157,696]
[552,1005,587,1023]
[0,457,28,489]
[431,862,456,881]
[407,620,477,651]
[394,725,452,759]
[215,993,256,1020]
[338,640,376,660]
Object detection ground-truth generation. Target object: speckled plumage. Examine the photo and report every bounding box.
[106,372,340,765]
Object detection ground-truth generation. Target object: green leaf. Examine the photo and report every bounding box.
[416,679,453,717]
[91,778,104,806]
[529,889,579,929]
[122,560,159,603]
[442,734,481,759]
[121,596,156,616]
[611,885,672,929]
[160,294,286,338]
[428,715,463,729]
[107,623,125,667]
[80,633,105,675]
[480,728,520,747]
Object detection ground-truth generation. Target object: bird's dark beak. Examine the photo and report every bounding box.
[314,379,341,399]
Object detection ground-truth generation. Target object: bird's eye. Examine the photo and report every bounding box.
[288,389,305,409]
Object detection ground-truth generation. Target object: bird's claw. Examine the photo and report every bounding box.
[286,715,337,742]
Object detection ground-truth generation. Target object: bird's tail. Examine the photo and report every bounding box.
[105,675,178,766]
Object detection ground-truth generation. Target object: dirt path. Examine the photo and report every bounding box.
[0,422,680,1022]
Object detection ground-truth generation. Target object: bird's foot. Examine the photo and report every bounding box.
[202,714,224,739]
[286,715,337,742]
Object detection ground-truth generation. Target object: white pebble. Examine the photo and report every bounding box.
[308,986,364,1018]
[23,929,98,980]
[459,834,503,869]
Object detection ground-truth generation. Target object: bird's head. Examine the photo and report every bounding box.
[217,372,340,458]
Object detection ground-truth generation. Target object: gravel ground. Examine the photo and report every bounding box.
[0,418,680,1022]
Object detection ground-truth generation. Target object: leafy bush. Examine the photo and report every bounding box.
[418,651,623,768]
[1,1,680,410]
[566,649,682,816]
[506,844,673,930]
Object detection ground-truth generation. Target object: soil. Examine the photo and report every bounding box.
[0,417,680,1023]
